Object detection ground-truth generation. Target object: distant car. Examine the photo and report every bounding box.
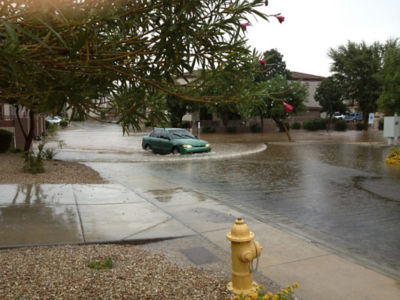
[45,116,62,124]
[142,128,211,155]
[333,112,345,120]
[344,112,363,122]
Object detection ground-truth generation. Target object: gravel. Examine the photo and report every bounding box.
[0,153,106,184]
[0,244,231,299]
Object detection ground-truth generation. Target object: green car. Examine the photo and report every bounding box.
[142,128,211,155]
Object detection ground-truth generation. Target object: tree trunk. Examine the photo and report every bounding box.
[24,111,35,151]
[16,106,35,152]
[273,118,292,142]
[259,114,264,133]
[363,111,369,131]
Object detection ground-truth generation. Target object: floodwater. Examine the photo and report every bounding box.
[43,123,400,279]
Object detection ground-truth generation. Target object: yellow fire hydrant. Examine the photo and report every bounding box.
[227,218,262,295]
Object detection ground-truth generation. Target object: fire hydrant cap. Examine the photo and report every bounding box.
[226,218,255,242]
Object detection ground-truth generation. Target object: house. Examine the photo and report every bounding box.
[0,101,46,149]
[289,71,325,121]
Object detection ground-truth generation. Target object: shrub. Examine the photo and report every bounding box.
[386,147,400,166]
[250,123,261,133]
[23,144,45,174]
[334,120,347,131]
[303,119,328,131]
[181,120,191,128]
[227,126,237,133]
[318,118,328,130]
[0,129,13,152]
[291,122,301,130]
[378,118,384,130]
[43,148,57,160]
[302,120,316,131]
[202,126,216,133]
[303,118,326,131]
[46,122,58,136]
[144,120,152,127]
[355,122,364,131]
[10,148,23,154]
[60,120,68,127]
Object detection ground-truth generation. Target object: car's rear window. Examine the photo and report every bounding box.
[150,131,159,138]
[169,130,195,139]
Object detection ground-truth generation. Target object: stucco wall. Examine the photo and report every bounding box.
[304,81,321,108]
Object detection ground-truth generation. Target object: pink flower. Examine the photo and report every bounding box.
[275,14,285,23]
[259,59,267,66]
[284,102,293,113]
[241,22,251,29]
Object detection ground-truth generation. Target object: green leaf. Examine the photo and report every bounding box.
[36,18,68,49]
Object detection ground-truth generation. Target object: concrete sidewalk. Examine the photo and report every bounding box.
[1,181,399,300]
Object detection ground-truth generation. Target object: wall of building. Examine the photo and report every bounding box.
[303,81,321,108]
[0,103,46,149]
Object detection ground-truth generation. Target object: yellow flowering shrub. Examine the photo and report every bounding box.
[232,283,299,300]
[386,147,400,166]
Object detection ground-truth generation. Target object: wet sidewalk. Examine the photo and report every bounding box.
[0,184,194,247]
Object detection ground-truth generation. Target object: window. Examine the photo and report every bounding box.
[150,130,159,138]
[159,130,170,140]
[169,129,195,139]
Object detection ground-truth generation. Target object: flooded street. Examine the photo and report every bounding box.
[129,143,400,278]
[45,123,400,279]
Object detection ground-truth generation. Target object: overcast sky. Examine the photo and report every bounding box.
[245,0,400,77]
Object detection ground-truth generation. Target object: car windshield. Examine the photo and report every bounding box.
[169,130,195,139]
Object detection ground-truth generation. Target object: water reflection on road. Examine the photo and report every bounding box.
[0,184,81,246]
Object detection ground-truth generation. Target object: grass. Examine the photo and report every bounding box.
[88,257,113,270]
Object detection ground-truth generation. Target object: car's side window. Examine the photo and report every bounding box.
[150,130,160,138]
[160,131,170,140]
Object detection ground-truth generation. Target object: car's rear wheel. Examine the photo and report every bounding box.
[145,144,152,151]
[172,147,180,155]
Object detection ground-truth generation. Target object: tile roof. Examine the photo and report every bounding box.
[290,71,325,81]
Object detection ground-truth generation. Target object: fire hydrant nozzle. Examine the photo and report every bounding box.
[227,218,263,295]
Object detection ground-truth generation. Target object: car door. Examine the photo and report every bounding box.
[149,129,161,152]
[158,129,172,153]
